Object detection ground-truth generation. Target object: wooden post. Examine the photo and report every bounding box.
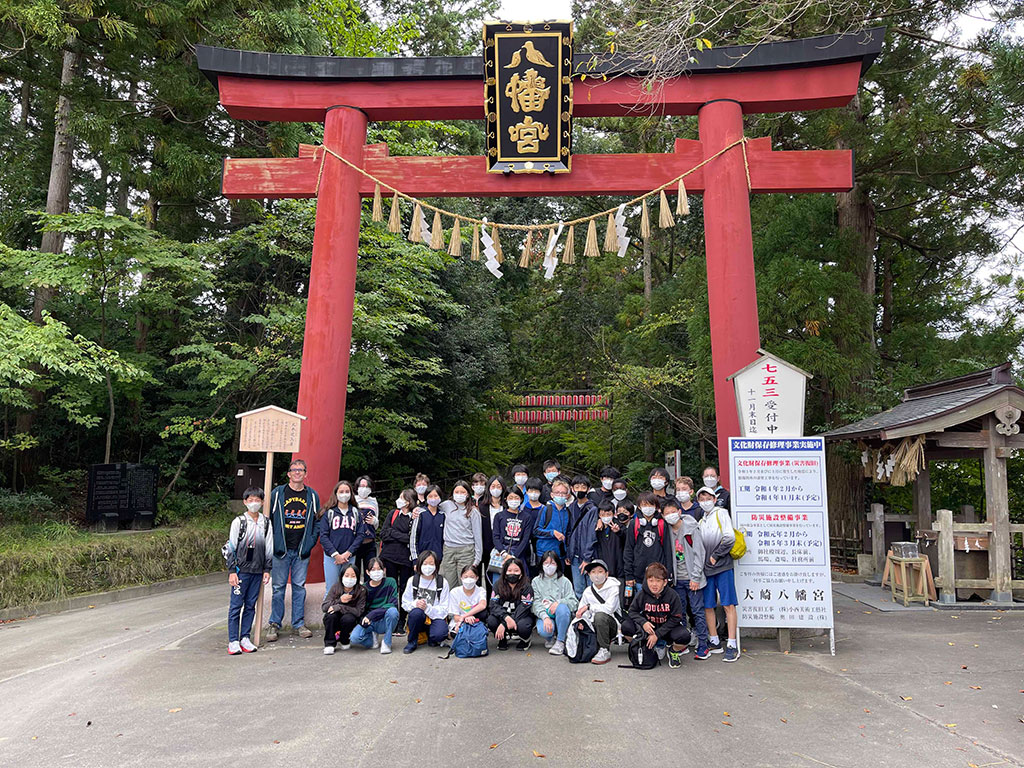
[778,628,791,653]
[960,504,976,523]
[912,465,931,533]
[984,415,1012,603]
[252,450,273,646]
[935,508,955,604]
[870,503,885,582]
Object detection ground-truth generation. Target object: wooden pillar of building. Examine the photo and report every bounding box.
[983,414,1012,603]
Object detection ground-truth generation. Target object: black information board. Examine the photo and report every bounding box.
[87,463,158,523]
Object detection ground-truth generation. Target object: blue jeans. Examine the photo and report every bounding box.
[351,607,400,647]
[674,582,710,648]
[270,550,308,628]
[536,602,572,642]
[322,553,350,594]
[570,559,590,598]
[228,571,262,643]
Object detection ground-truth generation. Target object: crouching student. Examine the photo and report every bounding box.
[621,562,691,669]
[486,557,535,651]
[663,499,710,660]
[401,550,450,654]
[448,563,489,635]
[575,560,621,665]
[226,487,273,655]
[532,551,579,656]
[322,563,366,655]
[350,557,400,655]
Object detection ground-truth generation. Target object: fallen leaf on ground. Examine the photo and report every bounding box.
[415,699,422,704]
[68,713,76,717]
[592,679,604,683]
[864,709,871,714]
[352,711,359,716]
[780,718,787,723]
[389,680,397,684]
[723,711,730,716]
[961,665,968,669]
[722,721,733,726]
[969,686,981,690]
[900,696,913,701]
[273,740,280,744]
[490,744,498,750]
[841,668,848,672]
[863,610,872,614]
[168,708,182,713]
[445,694,456,699]
[944,681,952,685]
[547,692,553,696]
[948,642,955,646]
[88,605,95,609]
[533,750,546,758]
[944,723,957,728]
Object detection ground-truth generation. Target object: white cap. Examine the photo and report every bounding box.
[696,486,718,498]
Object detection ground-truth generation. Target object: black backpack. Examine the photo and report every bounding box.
[565,618,598,663]
[622,636,660,669]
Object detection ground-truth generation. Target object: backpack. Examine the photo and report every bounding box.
[412,574,445,604]
[714,508,747,560]
[445,621,489,658]
[565,618,598,663]
[222,514,269,564]
[632,517,665,544]
[622,636,660,669]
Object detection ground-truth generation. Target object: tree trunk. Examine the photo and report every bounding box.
[104,372,115,464]
[642,235,652,304]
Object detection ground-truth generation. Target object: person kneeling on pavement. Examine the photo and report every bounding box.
[621,562,691,668]
[486,557,535,651]
[322,563,366,655]
[532,550,579,656]
[574,559,620,665]
[349,557,400,655]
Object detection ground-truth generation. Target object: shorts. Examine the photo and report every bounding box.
[703,569,737,609]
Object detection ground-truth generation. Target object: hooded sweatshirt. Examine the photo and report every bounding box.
[438,499,483,563]
[667,515,707,588]
[627,582,684,640]
[401,573,451,621]
[699,506,735,577]
[578,577,621,616]
[593,522,625,578]
[318,505,365,559]
[623,514,673,583]
[530,573,579,619]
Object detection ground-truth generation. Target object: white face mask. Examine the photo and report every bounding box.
[368,569,384,582]
[704,476,718,487]
[357,486,371,498]
[337,492,351,503]
[490,487,503,497]
[601,478,613,490]
[613,489,627,501]
[514,475,527,486]
[542,563,557,577]
[663,512,681,525]
[641,506,656,517]
[676,491,691,503]
[415,484,427,495]
[420,563,436,577]
[599,515,613,525]
[590,572,607,586]
[427,497,440,507]
[396,497,408,509]
[651,478,666,490]
[461,578,477,591]
[507,499,521,510]
[472,485,486,496]
[342,576,357,588]
[699,500,715,512]
[527,491,541,501]
[244,501,262,513]
[453,492,468,504]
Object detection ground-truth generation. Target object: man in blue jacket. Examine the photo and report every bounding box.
[566,475,598,598]
[267,459,321,642]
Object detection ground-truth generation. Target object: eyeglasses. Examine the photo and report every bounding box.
[288,468,306,474]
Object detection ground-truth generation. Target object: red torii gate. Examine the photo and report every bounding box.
[198,29,882,581]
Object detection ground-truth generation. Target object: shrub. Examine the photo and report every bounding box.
[0,489,60,525]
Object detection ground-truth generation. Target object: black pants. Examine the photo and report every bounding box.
[324,611,360,646]
[486,613,534,639]
[592,612,617,649]
[384,558,413,630]
[621,617,690,647]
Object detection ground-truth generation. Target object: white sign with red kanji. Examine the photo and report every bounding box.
[728,351,811,438]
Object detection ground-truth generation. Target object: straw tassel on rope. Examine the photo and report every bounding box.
[640,198,652,239]
[676,177,690,216]
[430,210,444,250]
[371,183,384,223]
[408,203,423,242]
[471,224,480,261]
[658,190,674,228]
[448,218,462,257]
[562,224,575,264]
[490,225,504,263]
[603,213,618,253]
[518,230,533,268]
[583,219,599,258]
[387,192,401,233]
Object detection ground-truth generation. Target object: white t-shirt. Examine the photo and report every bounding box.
[448,585,487,618]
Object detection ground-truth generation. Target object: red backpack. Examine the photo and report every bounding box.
[633,517,665,544]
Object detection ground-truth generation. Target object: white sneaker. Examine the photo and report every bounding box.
[380,642,392,655]
[656,646,666,660]
[372,633,381,649]
[591,648,611,665]
[227,641,242,655]
[239,637,257,653]
[340,643,351,650]
[544,635,556,649]
[323,646,335,655]
[549,641,565,656]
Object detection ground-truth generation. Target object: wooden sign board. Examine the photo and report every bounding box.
[236,405,306,453]
[727,349,812,438]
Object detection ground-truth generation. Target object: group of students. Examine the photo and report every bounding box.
[224,459,741,666]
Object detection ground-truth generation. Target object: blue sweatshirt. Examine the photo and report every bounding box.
[492,508,535,561]
[318,505,365,558]
[410,507,446,561]
[534,501,569,560]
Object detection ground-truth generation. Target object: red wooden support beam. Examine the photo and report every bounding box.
[222,139,852,199]
[216,61,863,123]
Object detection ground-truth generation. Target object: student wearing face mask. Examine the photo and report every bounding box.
[697,486,739,661]
[623,562,691,667]
[322,563,367,654]
[590,466,620,506]
[663,498,711,660]
[480,475,507,587]
[413,473,431,505]
[540,459,561,503]
[439,480,483,591]
[593,499,625,581]
[379,489,415,634]
[409,484,446,565]
[448,563,489,634]
[319,480,366,593]
[349,557,400,654]
[649,467,670,499]
[491,486,534,583]
[521,477,546,567]
[353,476,379,576]
[532,550,579,655]
[486,557,535,651]
[674,475,702,521]
[566,475,598,598]
[401,550,451,654]
[470,473,489,508]
[623,492,673,596]
[610,478,632,512]
[575,559,621,665]
[534,478,570,564]
[701,465,731,513]
[225,487,273,655]
[510,464,530,500]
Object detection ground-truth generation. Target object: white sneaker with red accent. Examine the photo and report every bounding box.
[240,637,257,653]
[227,641,242,655]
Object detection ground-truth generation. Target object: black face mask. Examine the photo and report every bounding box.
[616,512,631,525]
[575,490,588,500]
[506,573,521,584]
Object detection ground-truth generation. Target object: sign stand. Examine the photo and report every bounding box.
[235,405,306,646]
